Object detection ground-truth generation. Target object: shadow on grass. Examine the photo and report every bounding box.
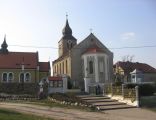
[0,109,20,115]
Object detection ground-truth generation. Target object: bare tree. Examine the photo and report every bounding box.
[121,55,135,62]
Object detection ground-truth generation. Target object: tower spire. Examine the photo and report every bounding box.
[1,34,8,54]
[62,14,72,36]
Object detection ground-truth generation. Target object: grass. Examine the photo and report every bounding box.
[140,96,156,112]
[0,108,54,120]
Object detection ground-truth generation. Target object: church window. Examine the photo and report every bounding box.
[63,62,64,74]
[99,61,104,72]
[67,40,73,49]
[66,60,68,74]
[8,72,14,82]
[57,64,58,74]
[19,73,24,83]
[25,73,31,82]
[60,63,62,74]
[2,73,7,82]
[89,61,93,74]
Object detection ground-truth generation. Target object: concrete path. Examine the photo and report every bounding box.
[0,102,156,120]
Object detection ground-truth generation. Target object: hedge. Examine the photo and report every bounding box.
[125,83,155,96]
[0,83,39,95]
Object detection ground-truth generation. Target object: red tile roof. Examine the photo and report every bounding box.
[48,76,62,81]
[39,62,50,72]
[0,52,38,69]
[83,44,105,54]
[115,61,156,74]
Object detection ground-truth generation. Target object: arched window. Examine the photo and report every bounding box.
[60,63,61,74]
[8,72,14,82]
[25,73,31,82]
[89,61,93,74]
[2,73,7,82]
[66,60,68,74]
[19,73,24,83]
[63,62,64,74]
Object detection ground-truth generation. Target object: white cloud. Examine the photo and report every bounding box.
[120,32,136,41]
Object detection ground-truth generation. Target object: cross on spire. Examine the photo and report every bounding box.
[66,12,68,20]
[4,34,6,41]
[90,28,93,33]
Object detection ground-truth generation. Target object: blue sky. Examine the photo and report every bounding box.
[0,0,156,68]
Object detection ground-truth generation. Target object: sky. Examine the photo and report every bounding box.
[0,0,156,68]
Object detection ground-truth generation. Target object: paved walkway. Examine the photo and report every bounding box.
[0,102,156,120]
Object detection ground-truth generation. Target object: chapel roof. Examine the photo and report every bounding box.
[0,51,38,69]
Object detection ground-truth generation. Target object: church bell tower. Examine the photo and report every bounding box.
[58,16,77,57]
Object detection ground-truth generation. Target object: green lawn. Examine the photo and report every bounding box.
[140,96,156,112]
[0,108,54,120]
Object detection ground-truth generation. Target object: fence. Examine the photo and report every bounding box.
[104,84,139,107]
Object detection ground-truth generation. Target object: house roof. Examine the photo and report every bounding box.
[0,52,38,69]
[48,76,62,81]
[39,62,50,72]
[115,61,156,74]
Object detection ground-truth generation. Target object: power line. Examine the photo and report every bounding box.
[10,45,58,49]
[109,45,156,49]
[9,44,156,50]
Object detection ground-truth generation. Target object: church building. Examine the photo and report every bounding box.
[53,18,113,92]
[0,36,50,83]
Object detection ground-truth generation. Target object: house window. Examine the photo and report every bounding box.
[25,73,31,82]
[89,61,93,74]
[2,73,7,82]
[19,73,24,83]
[8,72,14,82]
[132,75,135,79]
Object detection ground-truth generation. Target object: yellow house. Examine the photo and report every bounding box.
[0,36,50,83]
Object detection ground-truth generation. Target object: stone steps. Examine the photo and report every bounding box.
[93,101,125,106]
[99,104,136,111]
[78,95,136,111]
[81,96,110,100]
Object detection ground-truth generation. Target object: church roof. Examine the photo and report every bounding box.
[83,43,105,54]
[0,52,38,69]
[53,52,69,64]
[74,33,113,55]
